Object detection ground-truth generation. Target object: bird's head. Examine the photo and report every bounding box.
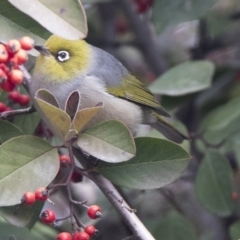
[33,35,91,82]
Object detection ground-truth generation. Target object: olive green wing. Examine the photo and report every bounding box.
[107,74,170,117]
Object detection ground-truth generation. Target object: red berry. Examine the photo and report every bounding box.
[21,192,36,206]
[72,232,90,240]
[59,154,71,167]
[8,91,20,103]
[232,192,238,201]
[19,36,34,50]
[57,232,72,240]
[15,49,28,65]
[0,63,10,73]
[35,187,49,201]
[41,209,56,224]
[18,94,30,106]
[84,225,96,236]
[0,44,9,63]
[1,80,15,92]
[6,39,21,53]
[0,69,7,84]
[71,171,83,183]
[0,102,6,112]
[8,54,18,67]
[87,205,101,219]
[9,69,23,85]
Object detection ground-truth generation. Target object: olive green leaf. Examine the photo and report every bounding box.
[77,120,136,163]
[0,120,23,144]
[0,0,47,48]
[13,112,40,135]
[96,137,190,189]
[0,136,59,206]
[8,0,87,39]
[35,97,71,140]
[195,150,234,216]
[149,61,215,96]
[73,103,103,133]
[153,210,196,240]
[35,89,59,107]
[0,201,44,228]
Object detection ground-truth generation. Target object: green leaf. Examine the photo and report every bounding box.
[153,210,196,240]
[149,61,215,96]
[0,136,59,206]
[195,150,234,217]
[206,12,233,38]
[153,0,218,34]
[0,120,23,144]
[9,0,87,39]
[200,97,240,144]
[9,236,17,240]
[0,201,43,228]
[96,137,190,189]
[13,112,40,135]
[201,116,240,145]
[73,103,103,133]
[201,97,240,132]
[0,218,47,240]
[35,89,59,108]
[230,221,240,240]
[0,0,48,43]
[77,120,136,163]
[35,97,71,140]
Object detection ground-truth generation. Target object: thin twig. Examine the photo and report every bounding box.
[0,106,34,119]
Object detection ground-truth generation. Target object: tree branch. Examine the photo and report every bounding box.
[116,0,168,76]
[73,149,155,240]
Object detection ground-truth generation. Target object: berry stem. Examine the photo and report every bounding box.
[55,214,71,222]
[0,106,34,119]
[73,212,85,229]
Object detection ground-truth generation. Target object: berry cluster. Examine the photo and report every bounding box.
[0,37,33,113]
[0,91,30,113]
[0,36,34,90]
[57,224,97,240]
[21,187,49,206]
[20,154,100,240]
[43,205,100,240]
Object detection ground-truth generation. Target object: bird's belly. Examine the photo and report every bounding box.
[79,92,143,135]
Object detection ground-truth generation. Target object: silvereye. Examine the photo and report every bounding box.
[30,35,187,143]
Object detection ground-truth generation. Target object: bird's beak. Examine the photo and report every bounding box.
[34,45,51,56]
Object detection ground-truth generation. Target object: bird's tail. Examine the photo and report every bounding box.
[150,112,189,143]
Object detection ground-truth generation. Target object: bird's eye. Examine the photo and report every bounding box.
[56,50,70,62]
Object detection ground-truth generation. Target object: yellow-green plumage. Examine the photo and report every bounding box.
[30,35,187,143]
[34,35,91,82]
[107,74,169,117]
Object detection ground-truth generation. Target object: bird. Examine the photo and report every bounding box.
[30,35,187,143]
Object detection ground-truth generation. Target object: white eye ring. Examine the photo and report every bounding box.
[56,50,70,62]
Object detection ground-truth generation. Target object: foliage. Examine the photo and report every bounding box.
[0,0,240,239]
